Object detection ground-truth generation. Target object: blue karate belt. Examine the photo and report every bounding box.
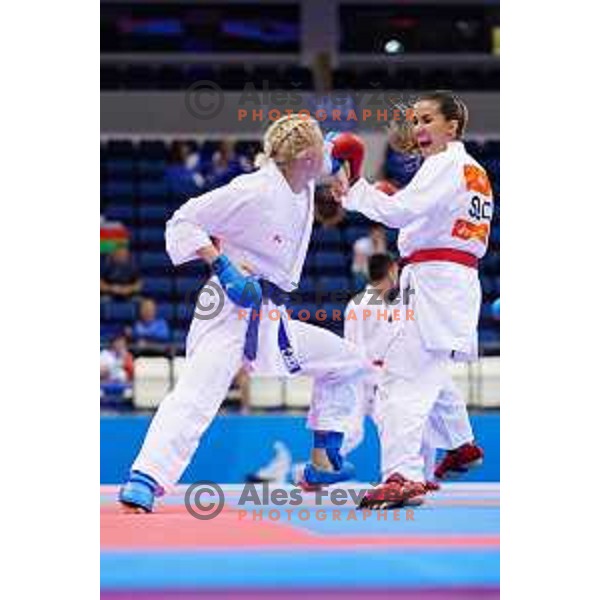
[243,280,301,374]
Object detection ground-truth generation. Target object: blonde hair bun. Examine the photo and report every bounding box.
[255,114,323,168]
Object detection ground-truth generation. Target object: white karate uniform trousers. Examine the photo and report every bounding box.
[132,279,370,491]
[340,371,469,482]
[374,320,474,483]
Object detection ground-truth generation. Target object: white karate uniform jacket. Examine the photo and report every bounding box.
[343,141,493,362]
[166,159,314,292]
[344,286,397,367]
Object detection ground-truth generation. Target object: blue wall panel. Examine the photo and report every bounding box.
[101,411,499,484]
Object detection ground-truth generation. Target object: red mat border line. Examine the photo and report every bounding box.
[102,509,498,550]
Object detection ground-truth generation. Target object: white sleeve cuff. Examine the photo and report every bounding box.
[342,177,369,211]
[165,221,212,265]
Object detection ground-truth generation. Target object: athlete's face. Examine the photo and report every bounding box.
[412,100,459,158]
[295,142,325,181]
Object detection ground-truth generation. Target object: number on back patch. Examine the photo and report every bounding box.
[468,196,493,221]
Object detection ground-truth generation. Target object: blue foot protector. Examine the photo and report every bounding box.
[118,471,160,513]
[303,460,356,486]
[314,430,344,470]
[302,430,355,486]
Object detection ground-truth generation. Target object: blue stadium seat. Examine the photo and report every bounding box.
[316,276,350,293]
[482,140,500,157]
[482,251,500,276]
[143,277,173,300]
[104,180,135,200]
[139,252,172,272]
[138,227,165,249]
[138,181,169,202]
[105,159,135,178]
[313,251,347,272]
[311,226,343,249]
[344,225,369,245]
[297,275,317,295]
[137,160,167,179]
[480,276,495,298]
[100,323,120,344]
[104,205,135,223]
[479,302,493,321]
[103,301,137,324]
[490,225,500,247]
[176,303,195,326]
[464,140,484,159]
[484,158,500,178]
[138,205,171,224]
[479,328,500,346]
[173,328,188,345]
[175,277,205,299]
[156,302,175,321]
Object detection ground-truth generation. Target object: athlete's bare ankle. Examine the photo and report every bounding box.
[311,448,335,471]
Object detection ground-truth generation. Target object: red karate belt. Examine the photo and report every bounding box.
[404,248,478,269]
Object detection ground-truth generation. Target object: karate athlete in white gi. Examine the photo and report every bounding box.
[332,92,487,508]
[119,117,372,512]
[341,253,398,457]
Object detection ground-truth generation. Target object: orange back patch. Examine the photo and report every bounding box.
[452,219,490,244]
[464,165,492,197]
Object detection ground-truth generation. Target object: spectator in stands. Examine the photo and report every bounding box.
[101,245,143,300]
[100,331,134,400]
[206,141,253,189]
[165,141,206,200]
[351,223,388,289]
[132,298,171,348]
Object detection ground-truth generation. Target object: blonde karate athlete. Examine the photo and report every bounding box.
[119,117,372,512]
[332,92,488,509]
